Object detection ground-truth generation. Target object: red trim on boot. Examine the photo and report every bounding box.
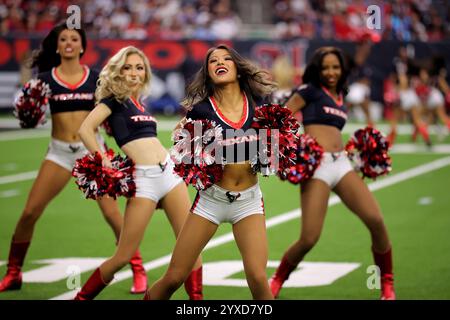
[74,268,109,300]
[0,272,22,292]
[269,254,297,298]
[387,129,397,147]
[0,238,30,292]
[417,125,431,144]
[184,266,203,300]
[380,273,396,300]
[372,247,396,300]
[129,249,147,294]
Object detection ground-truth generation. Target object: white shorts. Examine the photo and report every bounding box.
[312,151,354,189]
[134,155,183,202]
[45,134,106,172]
[425,87,444,110]
[399,89,420,111]
[191,183,265,225]
[346,82,370,105]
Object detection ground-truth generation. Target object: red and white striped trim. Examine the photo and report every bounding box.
[51,65,90,90]
[129,96,145,112]
[208,92,249,129]
[191,192,201,212]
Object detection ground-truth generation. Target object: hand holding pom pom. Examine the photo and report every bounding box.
[345,126,392,179]
[72,149,136,199]
[101,152,113,169]
[278,133,324,184]
[14,79,51,129]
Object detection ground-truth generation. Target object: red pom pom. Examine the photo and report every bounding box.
[345,127,392,179]
[251,103,300,176]
[14,79,51,128]
[72,149,136,199]
[171,119,223,190]
[278,133,324,184]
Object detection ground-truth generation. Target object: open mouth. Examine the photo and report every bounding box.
[64,47,74,53]
[215,67,228,75]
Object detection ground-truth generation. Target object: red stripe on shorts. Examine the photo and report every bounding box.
[191,192,201,212]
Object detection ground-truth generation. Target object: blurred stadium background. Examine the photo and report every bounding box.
[1,0,450,300]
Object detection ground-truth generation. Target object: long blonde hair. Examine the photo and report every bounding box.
[95,46,152,102]
[272,55,295,90]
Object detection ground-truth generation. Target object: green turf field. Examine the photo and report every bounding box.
[1,125,450,300]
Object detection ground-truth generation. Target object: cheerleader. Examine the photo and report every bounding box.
[73,46,202,300]
[144,45,276,300]
[414,67,450,134]
[269,47,396,300]
[346,40,374,127]
[0,24,146,294]
[392,47,431,146]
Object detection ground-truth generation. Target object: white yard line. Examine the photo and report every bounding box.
[0,171,37,185]
[0,189,20,198]
[390,144,450,154]
[0,130,50,142]
[49,156,450,300]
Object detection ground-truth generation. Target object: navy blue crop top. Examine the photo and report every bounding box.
[100,96,157,148]
[296,84,348,130]
[38,66,98,114]
[186,92,263,164]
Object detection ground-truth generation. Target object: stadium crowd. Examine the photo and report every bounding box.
[0,0,242,40]
[273,0,450,41]
[1,0,449,41]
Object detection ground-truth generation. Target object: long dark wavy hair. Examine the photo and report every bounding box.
[302,46,349,95]
[181,44,276,109]
[30,22,87,73]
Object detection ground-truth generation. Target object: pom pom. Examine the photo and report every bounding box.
[171,119,224,190]
[14,79,51,128]
[345,126,392,179]
[278,133,324,184]
[251,103,300,176]
[72,149,136,199]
